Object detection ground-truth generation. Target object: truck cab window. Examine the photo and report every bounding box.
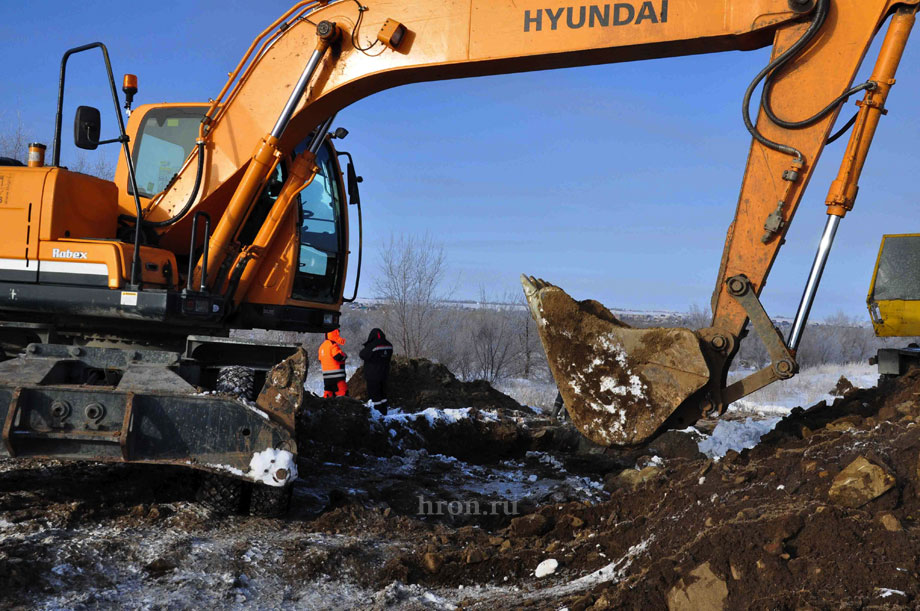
[131,107,205,198]
[872,235,920,301]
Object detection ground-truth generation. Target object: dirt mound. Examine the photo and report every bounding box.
[347,356,526,413]
[295,392,587,464]
[362,367,920,608]
[830,374,857,397]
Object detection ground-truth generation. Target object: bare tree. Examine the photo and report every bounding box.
[70,149,117,180]
[683,303,712,330]
[467,289,518,383]
[0,112,30,162]
[1,111,115,179]
[374,233,449,358]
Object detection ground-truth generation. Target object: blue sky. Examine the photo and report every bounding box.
[2,2,919,320]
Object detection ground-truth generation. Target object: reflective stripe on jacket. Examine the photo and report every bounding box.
[319,338,347,374]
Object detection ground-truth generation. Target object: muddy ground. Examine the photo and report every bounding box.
[4,366,920,609]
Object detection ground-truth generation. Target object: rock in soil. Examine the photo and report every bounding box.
[666,562,728,611]
[347,356,526,413]
[827,456,896,508]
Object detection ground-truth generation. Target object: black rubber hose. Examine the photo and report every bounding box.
[826,111,859,145]
[142,140,206,228]
[742,0,831,161]
[763,79,876,131]
[743,0,879,160]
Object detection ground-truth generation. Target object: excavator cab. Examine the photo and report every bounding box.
[107,102,355,333]
[292,140,347,304]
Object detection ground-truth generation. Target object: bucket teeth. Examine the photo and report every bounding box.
[521,275,710,446]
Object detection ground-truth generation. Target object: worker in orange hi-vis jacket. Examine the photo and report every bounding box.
[318,329,348,398]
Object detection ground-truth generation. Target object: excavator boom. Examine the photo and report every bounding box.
[146,0,914,445]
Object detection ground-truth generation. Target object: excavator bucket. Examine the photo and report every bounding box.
[521,276,711,446]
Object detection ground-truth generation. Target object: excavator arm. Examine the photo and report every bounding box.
[143,0,917,445]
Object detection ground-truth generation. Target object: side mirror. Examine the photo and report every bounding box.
[74,106,101,150]
[347,162,363,207]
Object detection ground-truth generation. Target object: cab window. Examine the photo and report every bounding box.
[873,235,920,301]
[292,142,344,303]
[131,107,205,198]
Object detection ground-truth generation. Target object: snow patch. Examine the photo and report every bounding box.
[248,448,298,486]
[556,537,652,593]
[373,407,498,428]
[698,417,781,459]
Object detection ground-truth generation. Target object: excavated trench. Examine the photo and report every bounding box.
[3,360,920,609]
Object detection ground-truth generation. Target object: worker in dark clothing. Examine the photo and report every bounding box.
[552,391,569,422]
[359,328,394,414]
[319,329,348,398]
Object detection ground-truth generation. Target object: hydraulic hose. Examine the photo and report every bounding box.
[741,0,874,161]
[825,112,860,145]
[142,140,206,228]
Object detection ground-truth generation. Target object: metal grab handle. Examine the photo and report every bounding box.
[187,212,211,292]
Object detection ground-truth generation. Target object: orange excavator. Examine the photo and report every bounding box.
[0,0,915,509]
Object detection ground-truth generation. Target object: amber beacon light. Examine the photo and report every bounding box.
[122,74,138,113]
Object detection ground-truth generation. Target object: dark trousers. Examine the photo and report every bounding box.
[367,376,388,414]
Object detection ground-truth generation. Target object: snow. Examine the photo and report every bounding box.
[698,417,782,459]
[527,451,565,470]
[247,448,298,486]
[372,406,498,427]
[544,537,652,596]
[496,379,558,412]
[535,559,559,578]
[549,321,643,444]
[203,462,245,479]
[203,448,298,487]
[6,359,888,608]
[689,363,880,459]
[727,362,877,417]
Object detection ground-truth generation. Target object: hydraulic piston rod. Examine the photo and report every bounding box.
[788,215,840,351]
[229,113,337,303]
[789,7,915,352]
[271,35,331,139]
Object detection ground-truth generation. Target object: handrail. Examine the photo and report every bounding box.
[187,212,212,293]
